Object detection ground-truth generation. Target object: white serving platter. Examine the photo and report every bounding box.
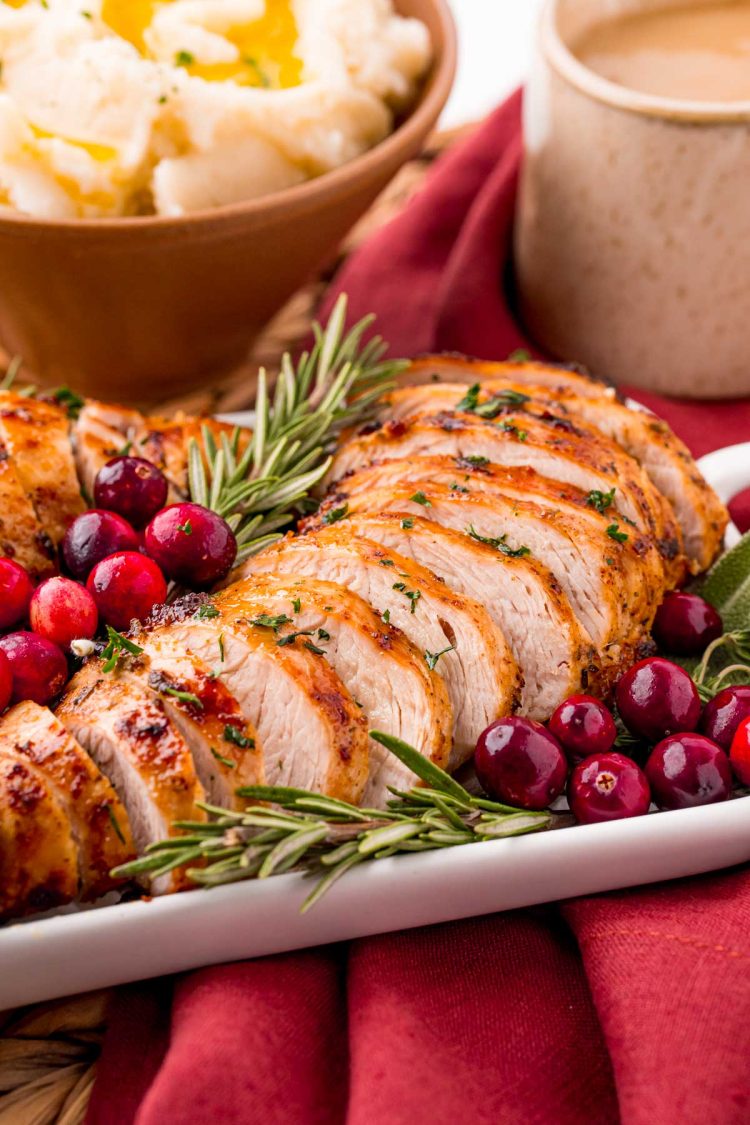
[0,444,748,1010]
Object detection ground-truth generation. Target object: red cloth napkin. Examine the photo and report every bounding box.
[88,93,750,1125]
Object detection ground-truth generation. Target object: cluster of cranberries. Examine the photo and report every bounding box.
[475,591,750,824]
[0,456,237,711]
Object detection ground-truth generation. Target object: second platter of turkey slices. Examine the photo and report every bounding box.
[141,598,370,805]
[385,359,727,572]
[329,407,683,580]
[213,576,453,805]
[238,528,523,771]
[307,485,654,688]
[0,702,134,901]
[295,512,595,720]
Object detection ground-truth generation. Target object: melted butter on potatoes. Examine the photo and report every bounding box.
[0,0,430,218]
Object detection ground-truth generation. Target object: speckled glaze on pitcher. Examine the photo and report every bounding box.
[514,0,750,398]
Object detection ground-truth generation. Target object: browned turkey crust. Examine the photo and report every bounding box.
[330,408,683,580]
[305,484,659,686]
[57,663,207,894]
[0,702,134,900]
[0,750,79,920]
[0,437,56,579]
[303,512,595,719]
[237,528,523,771]
[0,392,85,546]
[214,575,453,804]
[141,604,370,804]
[382,363,726,573]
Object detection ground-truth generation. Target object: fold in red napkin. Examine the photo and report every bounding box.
[88,93,750,1125]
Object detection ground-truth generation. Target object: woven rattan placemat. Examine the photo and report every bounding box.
[0,124,465,1125]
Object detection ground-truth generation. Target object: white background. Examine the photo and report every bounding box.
[443,1,546,127]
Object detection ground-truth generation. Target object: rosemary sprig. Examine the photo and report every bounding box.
[689,628,750,702]
[188,295,407,564]
[112,730,553,911]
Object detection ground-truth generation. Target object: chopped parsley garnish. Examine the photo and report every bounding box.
[304,640,326,656]
[116,441,133,457]
[401,517,415,530]
[106,804,126,844]
[606,523,629,543]
[392,582,421,613]
[379,558,395,567]
[317,628,330,642]
[292,598,301,614]
[218,634,225,662]
[195,604,220,619]
[175,50,195,67]
[457,455,489,469]
[249,613,293,630]
[101,626,143,673]
[507,348,531,362]
[322,503,349,525]
[276,629,323,650]
[456,383,480,412]
[211,748,236,769]
[424,645,455,671]
[498,420,528,441]
[244,55,271,87]
[449,481,469,494]
[160,684,203,708]
[177,520,193,535]
[381,609,391,624]
[51,385,85,420]
[223,725,255,749]
[586,488,616,513]
[409,491,431,507]
[467,525,531,557]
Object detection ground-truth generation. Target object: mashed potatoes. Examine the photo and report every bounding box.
[0,0,431,218]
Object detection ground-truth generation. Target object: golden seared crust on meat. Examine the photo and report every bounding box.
[308,484,659,689]
[403,355,612,397]
[133,417,249,501]
[0,751,79,920]
[0,392,85,545]
[141,606,369,804]
[215,575,453,803]
[125,645,264,810]
[0,703,134,900]
[330,409,684,583]
[0,439,56,579]
[72,401,148,500]
[315,456,667,650]
[57,662,206,892]
[342,396,678,544]
[316,512,594,720]
[377,371,724,571]
[239,529,522,770]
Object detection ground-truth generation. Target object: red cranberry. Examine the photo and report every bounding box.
[0,650,11,712]
[63,510,140,581]
[548,694,617,762]
[0,631,68,705]
[729,716,750,787]
[700,685,750,751]
[475,717,568,810]
[615,657,701,742]
[87,551,167,630]
[645,733,732,809]
[144,502,237,588]
[568,752,651,824]
[94,457,168,528]
[653,592,723,655]
[30,576,98,650]
[0,558,33,629]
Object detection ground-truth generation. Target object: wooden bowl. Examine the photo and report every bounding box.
[0,0,456,405]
